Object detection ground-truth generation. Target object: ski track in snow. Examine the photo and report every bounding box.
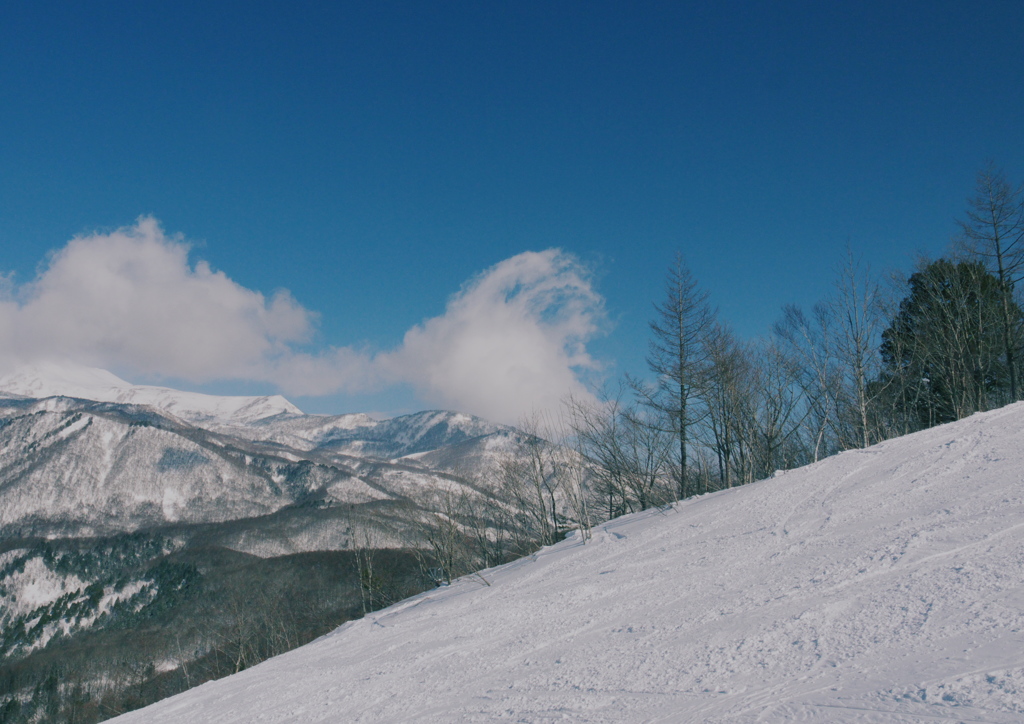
[111,403,1024,723]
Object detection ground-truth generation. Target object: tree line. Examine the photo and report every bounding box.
[408,164,1024,581]
[589,163,1024,505]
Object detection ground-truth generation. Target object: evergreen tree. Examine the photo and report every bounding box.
[879,259,1020,427]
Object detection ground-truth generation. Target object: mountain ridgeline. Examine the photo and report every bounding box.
[0,395,509,542]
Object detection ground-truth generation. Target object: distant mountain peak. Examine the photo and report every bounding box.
[0,360,302,424]
[0,360,132,395]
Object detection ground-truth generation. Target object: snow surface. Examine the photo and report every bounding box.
[0,361,301,423]
[113,403,1024,723]
[0,557,86,617]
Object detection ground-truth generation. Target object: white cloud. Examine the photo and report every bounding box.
[379,250,604,423]
[1,219,606,423]
[0,217,313,381]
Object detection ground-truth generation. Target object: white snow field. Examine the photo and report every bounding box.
[114,403,1024,723]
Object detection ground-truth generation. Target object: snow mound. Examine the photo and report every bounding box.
[0,360,301,423]
[113,403,1024,723]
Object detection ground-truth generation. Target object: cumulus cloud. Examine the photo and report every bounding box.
[1,219,606,423]
[0,217,313,380]
[378,250,604,423]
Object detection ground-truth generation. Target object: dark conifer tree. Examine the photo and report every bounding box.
[880,259,1021,427]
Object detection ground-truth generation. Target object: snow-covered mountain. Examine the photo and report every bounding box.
[221,408,511,459]
[113,403,1024,723]
[0,364,517,544]
[0,396,391,539]
[0,361,300,424]
[0,362,544,718]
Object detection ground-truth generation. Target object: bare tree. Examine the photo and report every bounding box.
[702,324,756,486]
[828,249,885,448]
[456,479,514,568]
[566,392,673,513]
[496,415,564,546]
[550,401,598,542]
[617,405,675,507]
[871,271,924,437]
[738,340,810,481]
[212,587,297,675]
[957,164,1024,401]
[352,522,385,614]
[413,484,474,585]
[567,394,632,519]
[774,305,840,460]
[774,248,885,454]
[635,253,715,500]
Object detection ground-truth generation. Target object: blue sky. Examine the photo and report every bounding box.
[1,2,1022,422]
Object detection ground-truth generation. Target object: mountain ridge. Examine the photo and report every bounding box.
[0,361,302,425]
[0,365,517,548]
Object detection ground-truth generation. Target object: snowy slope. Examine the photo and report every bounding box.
[114,403,1024,723]
[0,361,301,424]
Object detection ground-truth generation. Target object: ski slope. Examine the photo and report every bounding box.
[113,403,1024,723]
